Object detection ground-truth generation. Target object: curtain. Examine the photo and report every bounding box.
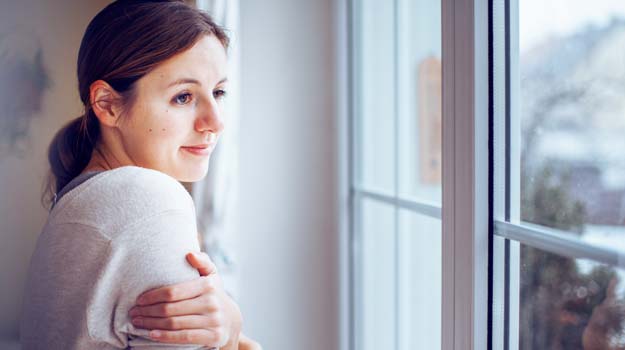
[192,0,240,298]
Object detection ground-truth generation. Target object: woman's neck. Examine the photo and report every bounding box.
[81,142,130,174]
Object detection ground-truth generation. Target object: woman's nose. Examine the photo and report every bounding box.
[194,99,224,134]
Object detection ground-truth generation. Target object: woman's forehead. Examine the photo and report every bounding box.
[146,36,228,88]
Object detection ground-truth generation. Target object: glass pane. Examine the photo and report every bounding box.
[398,209,441,350]
[355,197,397,350]
[397,0,442,204]
[519,244,625,349]
[519,1,625,241]
[354,0,396,195]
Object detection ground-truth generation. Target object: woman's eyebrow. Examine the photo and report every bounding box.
[167,77,228,88]
[167,78,201,88]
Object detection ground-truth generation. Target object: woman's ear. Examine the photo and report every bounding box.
[89,80,123,127]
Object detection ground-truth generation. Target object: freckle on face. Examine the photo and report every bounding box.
[149,128,152,132]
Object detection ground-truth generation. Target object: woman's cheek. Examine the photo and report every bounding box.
[147,111,176,137]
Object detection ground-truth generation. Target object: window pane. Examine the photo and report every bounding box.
[397,0,442,205]
[354,0,396,195]
[519,1,625,241]
[355,198,397,350]
[519,244,625,349]
[398,209,441,350]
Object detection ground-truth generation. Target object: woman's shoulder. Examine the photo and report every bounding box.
[49,165,196,235]
[98,165,191,201]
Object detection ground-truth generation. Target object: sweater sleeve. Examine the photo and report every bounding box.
[86,209,207,349]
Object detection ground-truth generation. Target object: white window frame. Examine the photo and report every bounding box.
[334,0,489,350]
[441,0,490,349]
[336,0,490,349]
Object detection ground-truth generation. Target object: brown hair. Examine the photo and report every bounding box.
[43,0,229,208]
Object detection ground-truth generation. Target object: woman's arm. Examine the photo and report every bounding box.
[130,252,251,350]
[133,253,262,350]
[81,207,208,349]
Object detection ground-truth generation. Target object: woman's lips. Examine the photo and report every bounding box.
[181,144,215,156]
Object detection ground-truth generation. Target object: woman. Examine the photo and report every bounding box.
[20,1,260,349]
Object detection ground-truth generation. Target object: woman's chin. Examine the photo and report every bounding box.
[177,162,210,183]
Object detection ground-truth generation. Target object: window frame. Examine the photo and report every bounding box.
[340,0,625,348]
[338,0,491,349]
[491,0,625,274]
[490,0,625,349]
[441,0,490,349]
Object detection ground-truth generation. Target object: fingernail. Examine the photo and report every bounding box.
[132,317,143,326]
[150,330,161,338]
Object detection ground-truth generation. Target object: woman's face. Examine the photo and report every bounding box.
[116,34,228,182]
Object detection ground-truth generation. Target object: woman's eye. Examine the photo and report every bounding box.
[213,89,227,99]
[173,92,192,105]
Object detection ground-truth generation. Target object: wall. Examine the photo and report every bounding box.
[237,0,339,349]
[0,0,110,343]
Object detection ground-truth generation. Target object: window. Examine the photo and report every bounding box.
[492,0,625,349]
[349,0,442,349]
[345,0,625,349]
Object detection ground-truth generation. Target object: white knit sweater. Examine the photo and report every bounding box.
[21,166,206,349]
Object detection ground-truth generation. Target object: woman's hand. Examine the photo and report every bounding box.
[129,252,242,349]
[239,333,263,350]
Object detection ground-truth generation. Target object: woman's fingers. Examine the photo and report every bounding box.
[148,328,228,348]
[186,251,217,277]
[134,251,217,306]
[135,274,218,306]
[130,252,235,348]
[239,333,263,350]
[131,293,221,317]
[240,341,263,350]
[131,314,223,330]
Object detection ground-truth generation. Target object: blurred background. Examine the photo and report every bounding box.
[0,0,339,349]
